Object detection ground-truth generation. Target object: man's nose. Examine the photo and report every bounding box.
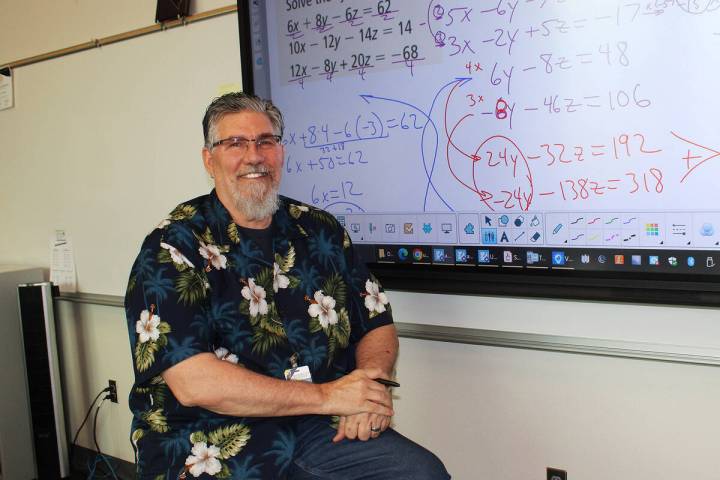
[243,141,265,163]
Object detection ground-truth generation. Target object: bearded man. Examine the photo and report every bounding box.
[124,92,450,479]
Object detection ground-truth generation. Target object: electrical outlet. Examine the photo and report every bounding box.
[547,467,567,480]
[108,379,118,403]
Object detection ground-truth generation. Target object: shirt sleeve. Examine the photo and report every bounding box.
[341,229,394,345]
[125,226,212,386]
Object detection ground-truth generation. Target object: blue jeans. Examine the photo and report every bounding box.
[288,416,450,479]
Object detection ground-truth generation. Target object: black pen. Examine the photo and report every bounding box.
[374,378,400,388]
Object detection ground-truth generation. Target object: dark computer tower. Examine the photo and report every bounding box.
[17,282,69,479]
[0,267,42,479]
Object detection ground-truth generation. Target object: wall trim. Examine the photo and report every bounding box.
[56,292,720,367]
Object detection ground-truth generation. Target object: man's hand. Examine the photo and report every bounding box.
[332,408,392,442]
[331,324,399,442]
[318,368,394,418]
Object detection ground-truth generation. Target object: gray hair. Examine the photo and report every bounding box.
[202,92,284,149]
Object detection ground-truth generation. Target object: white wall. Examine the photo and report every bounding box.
[394,332,720,479]
[2,2,720,479]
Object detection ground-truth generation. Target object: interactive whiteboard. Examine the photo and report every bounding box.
[247,0,720,299]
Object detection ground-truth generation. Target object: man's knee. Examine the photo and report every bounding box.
[389,434,449,479]
[403,447,450,479]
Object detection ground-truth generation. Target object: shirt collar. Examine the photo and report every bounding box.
[206,190,308,245]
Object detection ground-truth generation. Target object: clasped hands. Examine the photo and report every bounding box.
[319,367,395,442]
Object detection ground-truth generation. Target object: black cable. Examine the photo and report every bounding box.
[69,387,110,469]
[91,397,119,480]
[92,398,106,456]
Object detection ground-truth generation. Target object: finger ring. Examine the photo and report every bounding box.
[370,426,381,433]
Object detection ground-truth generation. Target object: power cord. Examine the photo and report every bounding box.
[69,386,119,479]
[86,454,119,479]
[70,387,110,470]
[89,397,119,480]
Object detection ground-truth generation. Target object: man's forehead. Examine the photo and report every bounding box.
[217,111,273,134]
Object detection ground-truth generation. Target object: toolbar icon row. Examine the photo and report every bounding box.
[340,214,458,244]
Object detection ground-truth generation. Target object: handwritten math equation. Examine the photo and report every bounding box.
[275,0,718,85]
[271,0,720,212]
[284,96,719,211]
[277,0,440,84]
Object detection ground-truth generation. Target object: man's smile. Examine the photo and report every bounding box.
[237,169,270,179]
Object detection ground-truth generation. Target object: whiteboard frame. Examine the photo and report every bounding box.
[371,263,720,307]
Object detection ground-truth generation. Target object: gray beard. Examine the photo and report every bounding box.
[230,181,280,222]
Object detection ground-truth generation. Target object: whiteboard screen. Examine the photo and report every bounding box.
[246,0,720,290]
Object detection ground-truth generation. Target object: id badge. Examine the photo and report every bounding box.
[284,365,313,382]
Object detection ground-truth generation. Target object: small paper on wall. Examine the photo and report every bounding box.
[0,67,14,111]
[50,230,77,293]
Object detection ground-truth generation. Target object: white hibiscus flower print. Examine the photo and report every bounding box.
[272,262,290,293]
[308,290,338,328]
[364,280,389,314]
[214,347,239,364]
[160,242,194,268]
[185,441,222,477]
[199,241,227,270]
[156,218,171,229]
[241,278,268,317]
[136,309,161,344]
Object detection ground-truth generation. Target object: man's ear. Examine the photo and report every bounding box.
[202,147,215,178]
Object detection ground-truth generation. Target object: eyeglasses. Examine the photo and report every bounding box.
[210,134,282,152]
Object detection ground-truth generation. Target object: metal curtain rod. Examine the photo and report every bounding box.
[0,4,238,71]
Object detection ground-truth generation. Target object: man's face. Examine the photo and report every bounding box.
[202,111,284,225]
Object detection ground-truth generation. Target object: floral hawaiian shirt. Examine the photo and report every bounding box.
[124,190,393,479]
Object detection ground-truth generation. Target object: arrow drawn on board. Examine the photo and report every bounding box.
[359,77,470,212]
[671,131,720,183]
